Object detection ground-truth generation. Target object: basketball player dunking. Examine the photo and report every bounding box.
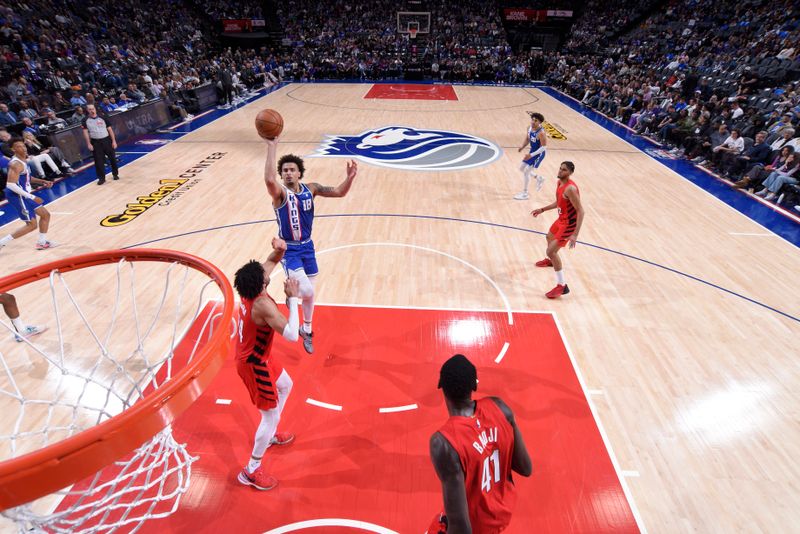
[234,237,301,491]
[531,161,585,299]
[428,354,532,534]
[514,112,547,200]
[0,138,57,252]
[263,138,358,354]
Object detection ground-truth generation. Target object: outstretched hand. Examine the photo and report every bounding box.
[346,159,358,180]
[531,208,543,217]
[264,136,279,149]
[271,237,287,252]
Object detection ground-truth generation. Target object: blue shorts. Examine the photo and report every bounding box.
[524,151,546,168]
[281,239,319,276]
[8,196,39,223]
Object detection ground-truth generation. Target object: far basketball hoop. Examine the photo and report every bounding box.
[397,11,430,36]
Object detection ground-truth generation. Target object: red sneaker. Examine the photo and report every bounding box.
[535,258,553,267]
[237,466,278,490]
[270,431,295,446]
[545,284,570,299]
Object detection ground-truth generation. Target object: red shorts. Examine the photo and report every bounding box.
[236,355,284,410]
[549,219,575,248]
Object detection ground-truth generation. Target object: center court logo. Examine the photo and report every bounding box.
[310,126,502,171]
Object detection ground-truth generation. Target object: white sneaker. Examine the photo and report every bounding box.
[15,324,48,342]
[535,175,545,191]
[35,240,58,250]
[513,192,530,200]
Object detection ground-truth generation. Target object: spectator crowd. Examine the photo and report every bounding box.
[1,0,799,209]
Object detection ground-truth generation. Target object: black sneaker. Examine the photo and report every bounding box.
[97,177,106,185]
[113,174,119,180]
[299,329,314,354]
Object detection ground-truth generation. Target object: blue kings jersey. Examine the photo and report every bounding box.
[275,184,314,242]
[528,126,544,153]
[4,156,31,199]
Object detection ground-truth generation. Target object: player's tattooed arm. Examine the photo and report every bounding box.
[311,160,358,197]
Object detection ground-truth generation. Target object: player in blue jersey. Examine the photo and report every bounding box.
[515,111,547,200]
[263,137,358,354]
[0,138,56,252]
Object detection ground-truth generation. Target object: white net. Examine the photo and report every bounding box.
[0,254,229,533]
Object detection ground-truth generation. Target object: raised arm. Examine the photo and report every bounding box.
[263,138,285,205]
[490,397,533,477]
[310,159,358,198]
[262,237,287,274]
[429,432,471,534]
[564,185,584,248]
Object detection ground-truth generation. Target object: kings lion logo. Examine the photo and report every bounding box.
[309,126,502,171]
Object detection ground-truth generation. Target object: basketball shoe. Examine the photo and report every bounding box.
[15,324,48,342]
[513,192,529,200]
[270,432,295,446]
[299,329,314,354]
[36,240,58,250]
[535,174,545,191]
[237,466,278,491]
[545,284,570,299]
[535,258,553,267]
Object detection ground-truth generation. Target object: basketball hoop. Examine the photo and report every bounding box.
[0,249,234,531]
[409,28,418,40]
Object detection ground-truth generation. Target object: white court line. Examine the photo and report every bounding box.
[494,342,510,363]
[728,232,775,237]
[551,313,647,533]
[314,243,514,325]
[306,398,343,411]
[116,151,154,155]
[264,518,398,534]
[378,404,418,413]
[215,399,232,405]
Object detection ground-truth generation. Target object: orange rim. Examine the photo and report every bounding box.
[0,249,234,510]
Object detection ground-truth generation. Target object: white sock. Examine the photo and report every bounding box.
[555,270,565,285]
[0,234,13,246]
[11,317,25,332]
[302,320,312,334]
[522,167,531,193]
[249,408,280,471]
[247,456,262,473]
[37,233,47,244]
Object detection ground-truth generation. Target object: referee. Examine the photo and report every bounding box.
[81,104,119,185]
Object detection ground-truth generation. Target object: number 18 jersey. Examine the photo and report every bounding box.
[436,397,517,533]
[275,184,314,243]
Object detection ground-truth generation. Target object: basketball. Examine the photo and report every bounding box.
[255,109,284,139]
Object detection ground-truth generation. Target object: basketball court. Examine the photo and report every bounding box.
[1,82,799,533]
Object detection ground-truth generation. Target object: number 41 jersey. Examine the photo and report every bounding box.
[436,397,518,533]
